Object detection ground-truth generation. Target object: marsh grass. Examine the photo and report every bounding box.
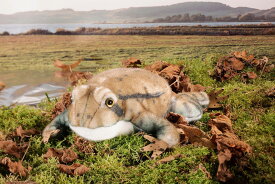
[0,35,274,183]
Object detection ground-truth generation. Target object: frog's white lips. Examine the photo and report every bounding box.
[69,121,135,141]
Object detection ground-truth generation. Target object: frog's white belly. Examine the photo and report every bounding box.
[69,121,135,141]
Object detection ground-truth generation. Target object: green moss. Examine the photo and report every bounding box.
[0,105,50,134]
[0,35,274,183]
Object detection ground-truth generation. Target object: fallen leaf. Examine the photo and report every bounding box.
[121,57,142,68]
[177,124,216,149]
[58,163,90,175]
[0,140,27,158]
[156,154,183,165]
[42,129,60,143]
[158,64,183,83]
[0,81,5,91]
[141,135,169,159]
[145,61,205,93]
[73,136,95,154]
[207,89,229,109]
[208,114,252,182]
[51,92,72,119]
[144,61,170,72]
[53,59,83,72]
[226,57,245,71]
[11,126,39,139]
[166,112,188,126]
[43,148,78,163]
[241,72,257,82]
[0,157,31,177]
[69,72,92,86]
[213,51,272,81]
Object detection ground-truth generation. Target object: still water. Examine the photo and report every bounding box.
[0,70,69,106]
[0,22,274,34]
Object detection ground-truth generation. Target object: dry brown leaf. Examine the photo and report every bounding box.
[241,72,257,82]
[144,61,205,93]
[0,140,27,158]
[208,89,229,109]
[11,126,39,139]
[58,163,90,175]
[42,129,60,143]
[0,81,5,91]
[53,59,83,71]
[121,57,142,68]
[141,135,169,159]
[73,136,95,154]
[144,61,170,72]
[158,64,183,82]
[208,114,252,182]
[156,154,183,165]
[214,51,272,81]
[166,112,188,125]
[0,157,31,177]
[69,72,92,86]
[177,124,216,149]
[43,148,78,164]
[226,57,245,71]
[51,92,72,119]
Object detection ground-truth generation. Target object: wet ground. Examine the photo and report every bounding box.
[0,70,69,106]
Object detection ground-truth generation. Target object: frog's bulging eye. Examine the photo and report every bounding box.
[105,98,114,107]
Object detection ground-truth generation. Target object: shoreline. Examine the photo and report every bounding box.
[1,24,275,36]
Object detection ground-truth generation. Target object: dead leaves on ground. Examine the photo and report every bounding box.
[0,140,28,158]
[122,57,142,68]
[208,113,252,182]
[0,157,31,177]
[0,126,39,177]
[43,148,78,164]
[141,135,169,159]
[51,92,72,120]
[58,163,90,176]
[213,50,273,81]
[163,112,251,182]
[42,138,92,175]
[207,89,229,109]
[123,59,206,93]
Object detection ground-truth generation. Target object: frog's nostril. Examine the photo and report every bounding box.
[76,113,80,117]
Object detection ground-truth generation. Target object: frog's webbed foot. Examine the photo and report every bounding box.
[42,110,70,143]
[132,112,180,147]
[170,92,209,122]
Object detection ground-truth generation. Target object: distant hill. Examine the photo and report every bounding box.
[0,2,270,24]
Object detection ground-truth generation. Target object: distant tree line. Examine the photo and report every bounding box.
[151,13,275,23]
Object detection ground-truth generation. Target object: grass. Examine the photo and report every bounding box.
[0,35,274,183]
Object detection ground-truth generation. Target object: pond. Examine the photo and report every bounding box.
[0,70,70,106]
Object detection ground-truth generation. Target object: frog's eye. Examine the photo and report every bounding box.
[105,98,114,107]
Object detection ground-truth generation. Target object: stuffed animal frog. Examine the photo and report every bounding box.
[43,68,209,147]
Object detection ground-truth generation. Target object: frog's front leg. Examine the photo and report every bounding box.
[132,112,180,147]
[42,110,70,142]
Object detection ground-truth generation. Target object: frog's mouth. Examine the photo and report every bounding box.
[69,121,135,141]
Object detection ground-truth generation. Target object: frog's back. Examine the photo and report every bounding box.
[88,68,172,118]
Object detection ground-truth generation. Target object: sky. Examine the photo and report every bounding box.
[1,0,275,14]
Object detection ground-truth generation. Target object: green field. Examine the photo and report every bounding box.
[0,35,274,183]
